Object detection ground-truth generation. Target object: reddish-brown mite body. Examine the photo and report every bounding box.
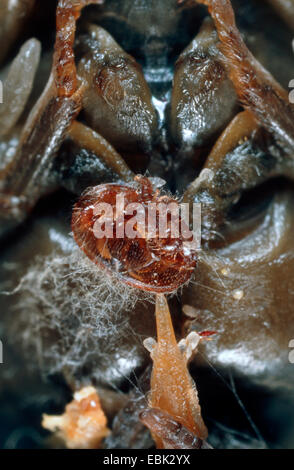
[72,176,197,293]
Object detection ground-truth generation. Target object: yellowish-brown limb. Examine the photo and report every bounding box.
[183,110,257,203]
[54,0,103,98]
[68,121,134,182]
[148,294,207,448]
[195,0,294,152]
[204,110,257,171]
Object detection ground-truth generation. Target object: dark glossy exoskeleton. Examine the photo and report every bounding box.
[1,0,294,451]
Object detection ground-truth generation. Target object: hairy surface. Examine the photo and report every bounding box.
[9,245,154,386]
[197,0,294,153]
[0,0,294,450]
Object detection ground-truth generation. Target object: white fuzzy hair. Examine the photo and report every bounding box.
[8,246,153,387]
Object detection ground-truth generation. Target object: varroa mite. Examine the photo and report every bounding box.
[72,175,197,293]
